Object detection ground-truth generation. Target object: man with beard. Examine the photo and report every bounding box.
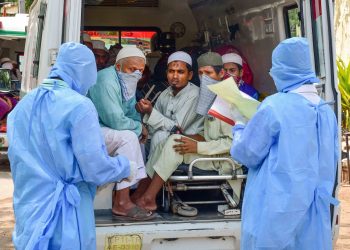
[92,40,109,71]
[136,51,203,154]
[134,52,239,211]
[88,47,154,220]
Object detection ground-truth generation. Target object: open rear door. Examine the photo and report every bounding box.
[300,0,340,244]
[22,0,82,94]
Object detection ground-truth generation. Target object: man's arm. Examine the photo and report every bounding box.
[89,74,142,136]
[196,120,233,155]
[70,101,130,186]
[142,91,203,133]
[230,104,280,168]
[141,92,178,131]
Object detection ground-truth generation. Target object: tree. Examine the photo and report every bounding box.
[335,0,350,65]
[25,0,33,12]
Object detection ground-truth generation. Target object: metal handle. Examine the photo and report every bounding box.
[188,157,237,180]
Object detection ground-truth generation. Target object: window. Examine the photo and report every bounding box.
[84,28,159,54]
[284,4,302,38]
[310,0,326,78]
[32,2,47,78]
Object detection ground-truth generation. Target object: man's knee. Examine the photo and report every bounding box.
[163,134,182,147]
[120,130,139,144]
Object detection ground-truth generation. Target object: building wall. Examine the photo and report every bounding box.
[335,0,350,64]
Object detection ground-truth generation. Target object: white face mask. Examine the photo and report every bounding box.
[118,70,142,101]
[196,74,219,116]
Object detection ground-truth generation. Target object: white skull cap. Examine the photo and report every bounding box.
[167,51,192,66]
[222,53,243,66]
[92,40,107,51]
[115,47,146,63]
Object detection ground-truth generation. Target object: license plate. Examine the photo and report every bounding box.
[104,234,142,250]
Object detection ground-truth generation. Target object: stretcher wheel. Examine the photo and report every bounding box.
[177,205,198,217]
[162,192,170,212]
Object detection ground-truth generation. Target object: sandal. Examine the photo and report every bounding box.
[112,206,157,221]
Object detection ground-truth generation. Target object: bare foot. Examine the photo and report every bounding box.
[130,192,142,204]
[112,200,136,216]
[135,196,157,211]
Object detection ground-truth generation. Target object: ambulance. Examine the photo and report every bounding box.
[21,0,340,249]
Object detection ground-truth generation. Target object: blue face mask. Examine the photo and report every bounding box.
[196,74,219,116]
[117,70,142,101]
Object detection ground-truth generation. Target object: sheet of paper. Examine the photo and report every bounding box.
[207,77,260,119]
[208,96,235,126]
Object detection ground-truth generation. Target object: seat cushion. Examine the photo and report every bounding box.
[174,163,219,176]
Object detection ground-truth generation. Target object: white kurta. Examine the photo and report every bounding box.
[101,127,146,190]
[143,82,204,153]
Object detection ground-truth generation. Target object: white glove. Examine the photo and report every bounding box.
[230,104,248,125]
[125,161,138,182]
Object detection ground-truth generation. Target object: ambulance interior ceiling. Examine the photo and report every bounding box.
[84,0,299,95]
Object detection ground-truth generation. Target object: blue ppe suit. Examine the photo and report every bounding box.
[7,43,130,250]
[231,38,339,250]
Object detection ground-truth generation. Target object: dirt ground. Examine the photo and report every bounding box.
[0,159,14,250]
[1,157,350,249]
[335,184,350,250]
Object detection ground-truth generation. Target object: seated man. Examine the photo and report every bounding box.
[82,32,93,50]
[88,47,152,220]
[92,40,109,71]
[136,51,204,155]
[135,52,237,211]
[222,53,259,100]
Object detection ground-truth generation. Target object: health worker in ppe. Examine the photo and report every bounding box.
[7,42,132,250]
[230,37,339,250]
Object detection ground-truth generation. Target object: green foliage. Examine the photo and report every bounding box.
[337,58,350,131]
[25,0,34,12]
[287,8,300,37]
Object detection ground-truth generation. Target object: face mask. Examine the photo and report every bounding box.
[223,71,232,80]
[196,74,219,116]
[223,71,242,84]
[118,70,142,101]
[233,75,242,85]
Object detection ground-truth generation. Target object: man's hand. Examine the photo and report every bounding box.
[184,134,205,142]
[139,124,148,144]
[136,98,153,114]
[173,136,198,155]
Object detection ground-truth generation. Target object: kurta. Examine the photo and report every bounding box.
[144,82,204,153]
[146,117,234,181]
[88,66,142,136]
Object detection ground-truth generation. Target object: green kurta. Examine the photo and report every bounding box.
[88,66,142,136]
